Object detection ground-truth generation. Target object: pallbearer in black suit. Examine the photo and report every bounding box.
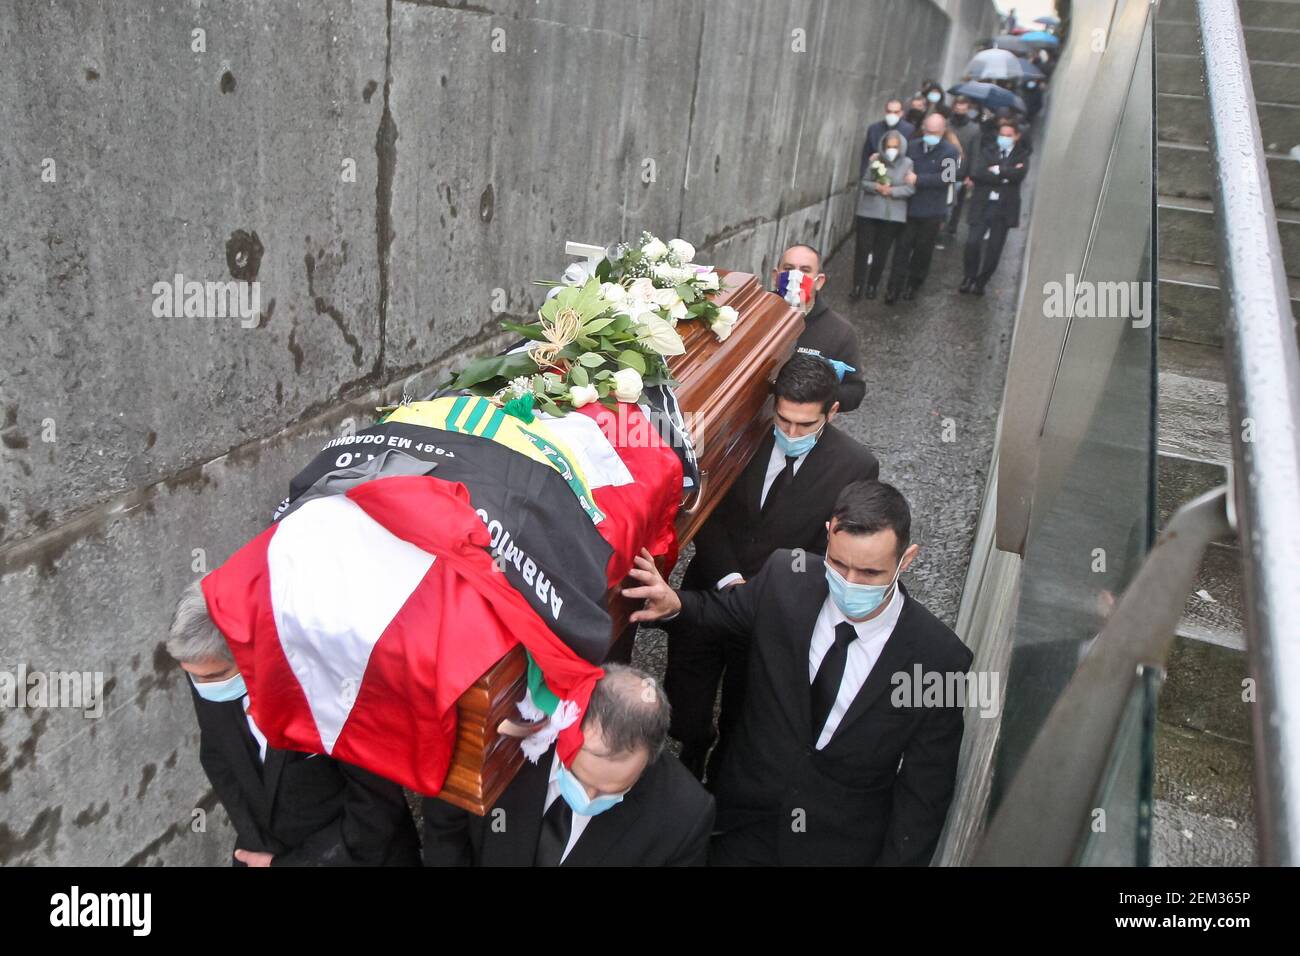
[421,664,714,867]
[960,118,1032,296]
[166,581,421,866]
[664,355,880,781]
[628,481,972,866]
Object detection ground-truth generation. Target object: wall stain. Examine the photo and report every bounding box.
[362,79,378,103]
[479,183,494,223]
[0,806,62,865]
[124,789,219,867]
[220,70,236,94]
[73,802,110,827]
[375,0,398,384]
[225,230,264,281]
[0,711,51,794]
[136,763,157,800]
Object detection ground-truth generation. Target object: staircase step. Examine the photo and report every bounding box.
[1158,259,1300,348]
[1154,718,1255,832]
[1158,19,1300,65]
[1181,541,1248,651]
[1159,195,1300,277]
[1158,91,1300,153]
[1158,52,1299,104]
[1159,0,1300,32]
[1158,141,1300,211]
[1151,799,1257,866]
[1157,338,1232,464]
[1157,452,1227,527]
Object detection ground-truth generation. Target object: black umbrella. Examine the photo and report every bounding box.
[947,81,1028,114]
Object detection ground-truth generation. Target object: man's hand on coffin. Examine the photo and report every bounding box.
[623,548,682,623]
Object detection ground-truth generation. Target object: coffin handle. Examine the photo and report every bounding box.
[680,468,709,517]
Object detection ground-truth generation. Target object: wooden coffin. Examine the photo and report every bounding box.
[437,270,804,814]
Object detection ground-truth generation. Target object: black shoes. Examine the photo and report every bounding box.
[865,284,877,300]
[959,277,975,294]
[972,282,986,297]
[902,286,916,301]
[850,284,864,301]
[884,287,899,305]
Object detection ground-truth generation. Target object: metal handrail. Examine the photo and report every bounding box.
[1196,0,1300,867]
[975,487,1234,865]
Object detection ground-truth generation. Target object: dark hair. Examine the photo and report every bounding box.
[998,118,1020,135]
[830,480,912,557]
[782,242,821,270]
[774,353,840,412]
[885,97,904,110]
[582,664,670,761]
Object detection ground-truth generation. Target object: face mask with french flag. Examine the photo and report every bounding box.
[775,269,816,310]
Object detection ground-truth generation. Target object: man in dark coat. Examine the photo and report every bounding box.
[961,118,1032,295]
[861,97,915,179]
[887,113,961,303]
[626,480,973,866]
[663,354,880,780]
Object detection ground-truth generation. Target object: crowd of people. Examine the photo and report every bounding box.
[165,49,1056,869]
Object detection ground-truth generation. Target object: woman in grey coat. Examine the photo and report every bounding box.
[852,131,916,300]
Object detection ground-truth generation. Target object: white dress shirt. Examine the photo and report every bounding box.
[543,751,594,863]
[808,585,906,749]
[715,441,811,590]
[242,695,268,763]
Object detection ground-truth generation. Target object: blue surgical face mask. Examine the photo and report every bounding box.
[557,763,625,816]
[927,90,941,103]
[922,133,941,147]
[824,553,905,620]
[997,135,1015,152]
[190,671,247,703]
[773,421,823,459]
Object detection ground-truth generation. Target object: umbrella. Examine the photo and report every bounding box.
[965,48,1026,81]
[990,34,1034,55]
[1016,57,1046,80]
[1034,15,1061,27]
[1020,30,1061,47]
[947,81,1027,114]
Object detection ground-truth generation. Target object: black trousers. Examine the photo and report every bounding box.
[852,216,904,290]
[947,184,968,233]
[963,207,1014,285]
[664,620,751,781]
[889,217,944,293]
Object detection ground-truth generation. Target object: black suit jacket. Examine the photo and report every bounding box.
[683,425,879,589]
[421,746,715,866]
[676,553,973,866]
[968,140,1032,224]
[796,298,866,413]
[192,687,420,866]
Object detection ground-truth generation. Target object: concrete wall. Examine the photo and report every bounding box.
[0,0,994,865]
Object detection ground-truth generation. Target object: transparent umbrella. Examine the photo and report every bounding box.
[965,48,1026,81]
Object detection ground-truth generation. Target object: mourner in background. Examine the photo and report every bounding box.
[852,130,916,301]
[945,96,982,238]
[769,243,865,412]
[663,355,880,782]
[861,97,914,174]
[166,580,421,866]
[886,113,961,304]
[421,664,714,866]
[627,481,972,866]
[920,79,949,117]
[960,119,1031,296]
[904,93,929,128]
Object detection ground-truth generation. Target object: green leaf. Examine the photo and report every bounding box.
[675,283,699,303]
[578,351,606,368]
[583,315,616,335]
[595,259,612,282]
[594,369,614,380]
[617,349,647,374]
[451,351,539,389]
[538,394,564,417]
[570,365,589,387]
[577,335,598,350]
[501,320,549,342]
[608,315,632,333]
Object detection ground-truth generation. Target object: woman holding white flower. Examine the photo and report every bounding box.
[852,131,916,301]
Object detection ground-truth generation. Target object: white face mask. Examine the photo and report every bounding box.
[883,148,899,162]
[884,113,900,127]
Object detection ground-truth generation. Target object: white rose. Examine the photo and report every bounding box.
[634,314,686,356]
[600,282,627,304]
[613,367,644,403]
[711,305,739,342]
[669,298,688,321]
[569,384,600,408]
[652,287,680,309]
[697,270,720,291]
[628,277,658,302]
[641,237,668,261]
[668,238,695,263]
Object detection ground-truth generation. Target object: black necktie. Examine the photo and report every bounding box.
[762,455,799,515]
[810,622,859,741]
[535,795,573,867]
